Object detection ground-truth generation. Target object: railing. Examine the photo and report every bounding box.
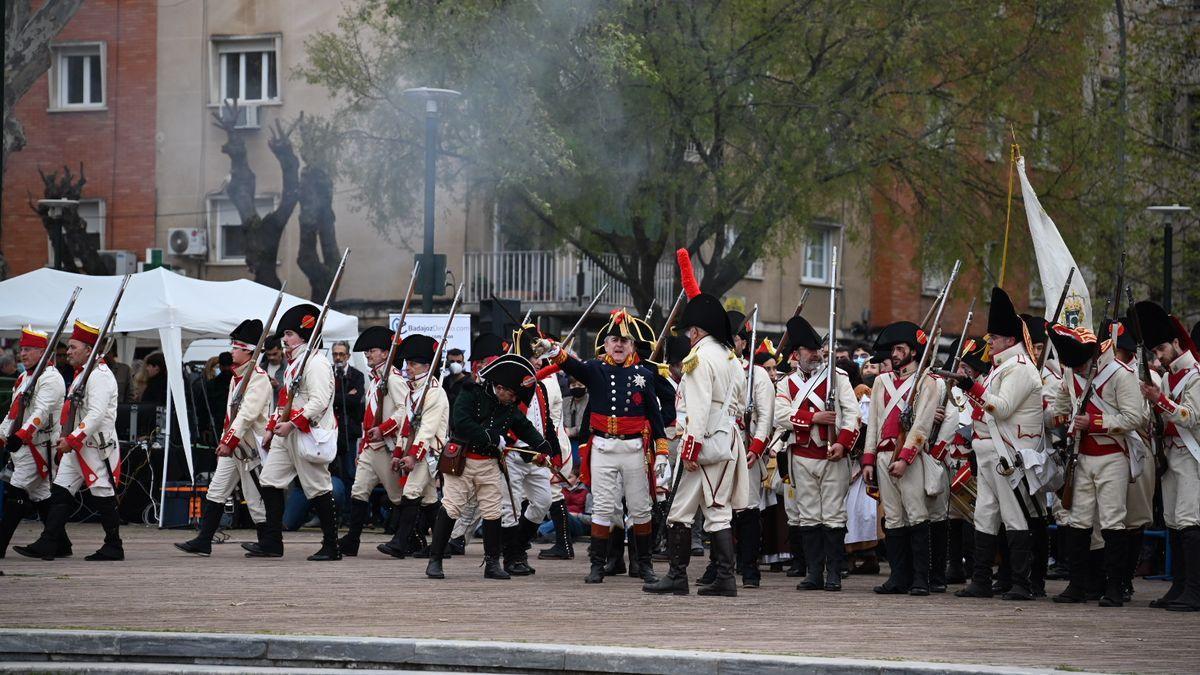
[462,250,675,310]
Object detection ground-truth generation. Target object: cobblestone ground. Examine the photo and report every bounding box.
[1,523,1196,674]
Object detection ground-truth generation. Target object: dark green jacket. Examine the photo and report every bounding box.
[451,380,550,454]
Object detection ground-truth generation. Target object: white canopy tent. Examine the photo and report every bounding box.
[0,267,359,526]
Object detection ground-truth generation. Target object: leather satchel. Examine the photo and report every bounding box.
[438,441,466,477]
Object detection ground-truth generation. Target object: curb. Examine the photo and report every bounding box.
[0,629,1101,674]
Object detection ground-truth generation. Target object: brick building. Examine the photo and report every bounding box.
[2,0,157,277]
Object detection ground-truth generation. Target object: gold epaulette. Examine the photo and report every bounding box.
[727,349,737,360]
[657,363,671,379]
[682,349,700,374]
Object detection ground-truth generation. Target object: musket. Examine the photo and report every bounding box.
[773,288,813,360]
[544,282,608,355]
[939,297,976,410]
[743,305,760,447]
[643,304,655,324]
[508,446,574,486]
[395,284,464,467]
[648,289,686,362]
[1124,284,1166,472]
[60,275,131,473]
[227,283,287,463]
[1037,267,1076,372]
[261,249,351,453]
[824,247,839,413]
[5,286,81,472]
[520,309,533,327]
[902,259,961,430]
[378,263,421,416]
[1061,253,1124,509]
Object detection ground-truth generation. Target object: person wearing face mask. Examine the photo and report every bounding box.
[441,348,468,411]
[772,314,861,592]
[643,250,748,597]
[423,353,553,580]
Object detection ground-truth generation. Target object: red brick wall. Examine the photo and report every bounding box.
[2,0,157,276]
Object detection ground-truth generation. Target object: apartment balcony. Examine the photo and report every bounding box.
[462,250,676,315]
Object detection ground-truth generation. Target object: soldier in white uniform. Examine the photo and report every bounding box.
[244,303,340,561]
[373,333,450,558]
[644,249,746,597]
[772,315,859,592]
[1047,323,1143,607]
[1,327,66,558]
[862,321,944,596]
[16,320,121,562]
[951,288,1043,601]
[175,319,272,557]
[1134,300,1200,612]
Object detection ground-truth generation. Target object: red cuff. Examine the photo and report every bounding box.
[836,428,858,449]
[220,429,241,449]
[378,417,399,437]
[680,435,701,462]
[408,442,426,461]
[861,451,876,466]
[929,440,948,462]
[65,430,85,452]
[14,425,34,446]
[965,381,986,407]
[391,446,405,460]
[265,416,278,433]
[899,446,918,464]
[1156,394,1178,415]
[791,408,815,432]
[748,438,766,457]
[289,410,312,433]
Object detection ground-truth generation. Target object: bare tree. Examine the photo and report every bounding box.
[296,114,342,301]
[28,163,106,275]
[211,101,300,289]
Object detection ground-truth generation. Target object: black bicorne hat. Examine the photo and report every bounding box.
[1021,313,1048,344]
[1048,324,1098,369]
[479,353,537,392]
[676,249,733,347]
[987,287,1025,340]
[275,303,320,341]
[784,315,823,355]
[665,334,692,364]
[353,326,394,353]
[471,333,508,362]
[875,321,927,353]
[945,336,991,376]
[400,334,438,364]
[230,319,264,348]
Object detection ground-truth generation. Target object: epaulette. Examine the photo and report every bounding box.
[727,349,737,360]
[657,363,671,379]
[682,349,700,374]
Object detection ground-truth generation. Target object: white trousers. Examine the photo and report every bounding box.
[1163,441,1200,529]
[1065,452,1128,531]
[10,445,52,501]
[500,452,553,527]
[874,450,930,529]
[351,448,405,504]
[668,461,734,532]
[54,444,119,498]
[783,453,849,528]
[206,455,265,523]
[1124,450,1155,528]
[260,433,332,498]
[972,440,1029,535]
[589,436,653,528]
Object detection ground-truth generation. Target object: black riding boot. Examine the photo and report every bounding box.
[412,502,441,558]
[798,526,826,590]
[634,531,658,583]
[378,498,421,558]
[697,528,737,597]
[306,492,341,561]
[1052,527,1091,603]
[1151,529,1186,608]
[993,528,1013,594]
[786,525,806,577]
[605,526,627,576]
[538,500,574,560]
[243,485,284,557]
[337,498,370,557]
[627,529,643,578]
[1000,529,1033,600]
[174,497,224,556]
[0,485,32,558]
[15,485,73,560]
[929,519,949,592]
[424,506,453,579]
[585,532,608,584]
[34,498,72,557]
[1122,526,1144,602]
[482,518,510,579]
[1047,524,1070,579]
[503,517,538,576]
[643,522,691,595]
[909,521,931,596]
[84,494,124,561]
[955,530,996,598]
[1166,526,1200,612]
[823,527,846,591]
[874,527,910,594]
[736,508,762,588]
[1030,517,1049,597]
[1099,529,1127,607]
[945,519,966,584]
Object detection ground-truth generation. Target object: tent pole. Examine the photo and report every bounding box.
[159,366,172,528]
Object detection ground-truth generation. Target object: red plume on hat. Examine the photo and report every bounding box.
[677,249,700,299]
[1172,315,1199,359]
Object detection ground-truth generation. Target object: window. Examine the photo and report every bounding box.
[922,267,948,297]
[1032,110,1058,169]
[50,43,105,110]
[801,226,835,284]
[723,224,764,280]
[47,200,105,265]
[208,195,275,261]
[211,36,280,104]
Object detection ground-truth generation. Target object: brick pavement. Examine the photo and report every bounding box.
[1,523,1196,674]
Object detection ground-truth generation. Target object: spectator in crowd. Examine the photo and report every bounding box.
[331,340,364,492]
[137,352,169,405]
[441,347,468,410]
[562,375,589,466]
[537,468,592,542]
[0,350,17,404]
[54,342,74,386]
[262,336,287,395]
[105,344,133,403]
[206,352,234,431]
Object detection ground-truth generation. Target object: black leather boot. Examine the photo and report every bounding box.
[412,502,441,558]
[955,530,996,598]
[1052,526,1091,603]
[243,485,284,557]
[627,529,643,578]
[993,529,1013,594]
[0,485,32,558]
[823,527,846,591]
[503,516,538,576]
[378,498,421,558]
[538,500,574,560]
[84,494,124,561]
[643,522,691,595]
[1166,526,1200,612]
[697,541,719,587]
[33,498,72,558]
[1122,526,1143,602]
[1030,517,1049,597]
[1000,529,1033,600]
[737,508,762,588]
[909,522,931,596]
[1151,529,1185,608]
[945,519,966,584]
[585,534,608,584]
[697,528,737,597]
[929,519,949,592]
[1099,529,1127,607]
[786,525,806,577]
[16,485,73,560]
[634,531,658,583]
[337,498,370,557]
[605,526,627,576]
[1086,547,1105,601]
[425,506,453,579]
[306,492,342,561]
[174,497,224,556]
[798,526,825,590]
[874,527,910,594]
[482,519,510,579]
[1047,524,1070,579]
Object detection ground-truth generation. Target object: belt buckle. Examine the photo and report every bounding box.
[607,416,618,435]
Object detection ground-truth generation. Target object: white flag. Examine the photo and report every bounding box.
[1017,156,1093,331]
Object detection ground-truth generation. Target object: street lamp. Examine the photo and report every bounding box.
[402,86,462,313]
[1146,204,1191,313]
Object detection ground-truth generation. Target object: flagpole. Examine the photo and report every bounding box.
[998,127,1020,289]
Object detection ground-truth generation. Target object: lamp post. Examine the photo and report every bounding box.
[402,86,461,313]
[1146,204,1191,313]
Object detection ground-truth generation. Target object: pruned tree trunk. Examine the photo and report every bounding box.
[211,101,300,289]
[297,164,339,301]
[28,164,107,275]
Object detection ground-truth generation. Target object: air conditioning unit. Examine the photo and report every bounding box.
[98,250,137,276]
[234,104,261,130]
[168,227,208,256]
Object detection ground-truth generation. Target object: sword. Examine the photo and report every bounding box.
[507,446,574,487]
[542,283,609,354]
[496,453,522,524]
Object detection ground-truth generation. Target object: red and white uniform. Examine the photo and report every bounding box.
[2,366,65,501]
